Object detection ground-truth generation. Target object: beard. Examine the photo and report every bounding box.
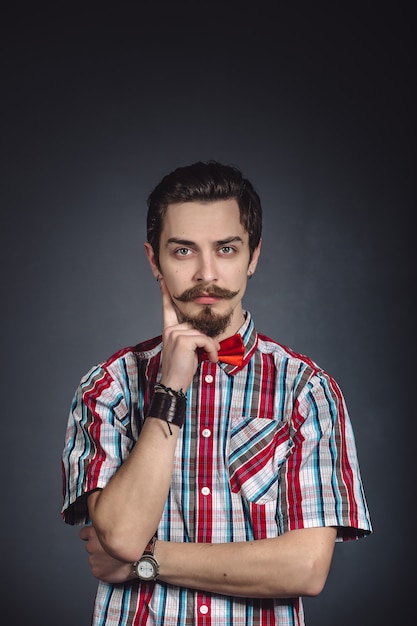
[173,284,239,338]
[177,305,233,337]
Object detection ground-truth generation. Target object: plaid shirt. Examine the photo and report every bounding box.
[62,311,372,625]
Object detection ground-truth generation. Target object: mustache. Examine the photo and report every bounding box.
[174,284,239,302]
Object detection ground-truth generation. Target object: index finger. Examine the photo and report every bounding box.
[79,525,94,541]
[159,278,180,329]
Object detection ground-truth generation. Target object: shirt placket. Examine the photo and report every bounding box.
[195,361,217,624]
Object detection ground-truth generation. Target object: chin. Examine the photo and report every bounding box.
[180,305,233,338]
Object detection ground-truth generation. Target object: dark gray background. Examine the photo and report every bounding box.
[2,2,414,624]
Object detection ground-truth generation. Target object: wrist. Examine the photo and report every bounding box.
[155,382,186,396]
[132,536,159,581]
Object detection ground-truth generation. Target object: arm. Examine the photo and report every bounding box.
[87,279,220,563]
[155,527,337,598]
[86,417,180,562]
[81,524,336,597]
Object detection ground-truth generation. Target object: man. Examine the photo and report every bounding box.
[61,161,372,625]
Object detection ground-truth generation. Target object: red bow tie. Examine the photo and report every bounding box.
[198,334,245,367]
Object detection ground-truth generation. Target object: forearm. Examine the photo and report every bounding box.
[155,528,337,598]
[88,417,179,562]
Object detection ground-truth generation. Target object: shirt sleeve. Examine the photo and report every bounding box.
[61,362,135,525]
[278,368,372,541]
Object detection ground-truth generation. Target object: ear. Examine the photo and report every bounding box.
[248,239,262,277]
[144,242,161,280]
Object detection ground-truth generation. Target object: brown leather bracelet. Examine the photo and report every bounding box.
[146,390,186,431]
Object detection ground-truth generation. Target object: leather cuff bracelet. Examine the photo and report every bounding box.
[146,387,186,433]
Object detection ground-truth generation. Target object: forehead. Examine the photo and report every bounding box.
[161,199,247,241]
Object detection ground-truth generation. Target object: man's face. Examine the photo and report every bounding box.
[145,199,260,339]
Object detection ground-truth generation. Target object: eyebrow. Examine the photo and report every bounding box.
[165,236,244,247]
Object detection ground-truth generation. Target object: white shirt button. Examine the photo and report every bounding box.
[202,428,211,438]
[204,374,214,383]
[199,605,209,615]
[201,486,211,496]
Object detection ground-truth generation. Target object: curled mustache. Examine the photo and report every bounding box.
[174,284,239,303]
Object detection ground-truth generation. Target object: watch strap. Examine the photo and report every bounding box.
[143,534,157,556]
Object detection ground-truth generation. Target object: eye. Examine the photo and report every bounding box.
[175,247,191,256]
[219,245,236,255]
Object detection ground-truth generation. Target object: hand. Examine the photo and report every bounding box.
[159,278,220,392]
[80,525,134,583]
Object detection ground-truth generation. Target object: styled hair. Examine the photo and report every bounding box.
[146,160,262,267]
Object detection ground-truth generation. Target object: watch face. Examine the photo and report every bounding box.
[137,556,157,581]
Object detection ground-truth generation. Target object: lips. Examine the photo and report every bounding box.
[194,295,221,304]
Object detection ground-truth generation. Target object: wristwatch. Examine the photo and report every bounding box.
[132,535,159,581]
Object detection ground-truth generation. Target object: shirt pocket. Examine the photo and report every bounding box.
[228,416,293,504]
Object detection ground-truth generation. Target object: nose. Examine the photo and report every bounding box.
[194,252,218,283]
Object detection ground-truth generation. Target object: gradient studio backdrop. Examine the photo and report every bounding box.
[2,3,414,625]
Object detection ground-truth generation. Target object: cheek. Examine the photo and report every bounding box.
[160,272,185,297]
[235,267,248,281]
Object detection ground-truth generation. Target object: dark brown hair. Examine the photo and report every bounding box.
[147,160,262,267]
